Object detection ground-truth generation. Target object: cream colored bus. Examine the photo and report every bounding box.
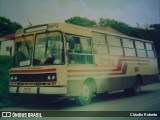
[10,23,159,105]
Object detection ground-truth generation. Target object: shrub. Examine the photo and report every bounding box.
[0,56,13,107]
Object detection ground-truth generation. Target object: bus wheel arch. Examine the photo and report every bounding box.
[77,78,97,106]
[84,78,97,94]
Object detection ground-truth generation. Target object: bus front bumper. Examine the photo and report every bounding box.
[9,86,67,95]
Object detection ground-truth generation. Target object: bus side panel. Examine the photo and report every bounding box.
[67,80,83,96]
[141,75,159,85]
[95,76,135,93]
[140,59,159,85]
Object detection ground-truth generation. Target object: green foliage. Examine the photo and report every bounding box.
[65,16,96,27]
[150,24,160,30]
[0,56,13,107]
[0,16,22,36]
[99,18,132,35]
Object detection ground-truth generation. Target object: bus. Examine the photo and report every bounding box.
[9,23,159,105]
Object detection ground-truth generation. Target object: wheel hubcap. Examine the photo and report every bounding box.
[82,84,90,100]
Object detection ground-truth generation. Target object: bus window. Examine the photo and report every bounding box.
[145,43,155,58]
[147,51,155,58]
[14,35,33,67]
[109,46,123,56]
[122,38,134,48]
[34,32,64,65]
[80,37,92,53]
[66,35,93,64]
[122,38,136,57]
[124,48,136,57]
[135,41,145,49]
[92,32,106,44]
[135,41,147,58]
[94,45,108,55]
[137,49,147,57]
[107,35,121,46]
[146,43,153,50]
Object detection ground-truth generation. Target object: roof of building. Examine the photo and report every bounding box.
[0,33,15,41]
[3,33,15,40]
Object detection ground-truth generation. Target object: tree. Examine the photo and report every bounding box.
[65,16,96,27]
[98,18,135,36]
[0,16,22,36]
[149,24,160,30]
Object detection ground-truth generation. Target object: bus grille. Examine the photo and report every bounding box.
[10,73,56,82]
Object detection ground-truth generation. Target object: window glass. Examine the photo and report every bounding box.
[34,32,64,65]
[66,36,92,53]
[14,35,33,67]
[123,38,134,48]
[137,50,146,57]
[146,43,153,50]
[94,45,108,54]
[124,48,136,57]
[108,35,121,46]
[80,37,92,53]
[147,51,155,58]
[66,35,93,64]
[135,41,144,49]
[109,46,123,56]
[92,32,106,44]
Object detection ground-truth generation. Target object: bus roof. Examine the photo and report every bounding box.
[15,22,153,43]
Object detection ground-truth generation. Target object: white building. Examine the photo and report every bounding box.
[0,34,15,56]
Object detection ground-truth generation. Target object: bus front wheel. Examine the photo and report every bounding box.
[77,82,92,106]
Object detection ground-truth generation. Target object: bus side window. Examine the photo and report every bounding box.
[108,35,124,56]
[135,41,147,58]
[122,38,136,57]
[66,35,93,64]
[146,43,155,58]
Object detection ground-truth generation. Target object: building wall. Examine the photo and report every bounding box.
[0,40,15,56]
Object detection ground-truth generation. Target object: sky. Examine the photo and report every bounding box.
[0,0,160,27]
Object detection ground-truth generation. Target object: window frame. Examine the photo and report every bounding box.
[65,34,93,64]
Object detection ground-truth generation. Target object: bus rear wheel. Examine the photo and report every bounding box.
[124,79,141,96]
[77,82,92,106]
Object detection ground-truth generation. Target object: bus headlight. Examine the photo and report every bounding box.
[47,75,51,80]
[15,76,18,80]
[51,75,55,80]
[47,74,56,81]
[10,75,18,81]
[10,76,14,81]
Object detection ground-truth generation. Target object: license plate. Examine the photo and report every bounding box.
[23,88,31,93]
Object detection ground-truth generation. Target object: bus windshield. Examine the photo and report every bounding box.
[13,35,33,67]
[33,32,64,65]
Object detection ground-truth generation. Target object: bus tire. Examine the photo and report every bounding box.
[77,82,92,106]
[124,79,141,96]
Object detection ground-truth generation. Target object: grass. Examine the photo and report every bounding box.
[0,55,13,108]
[0,56,41,108]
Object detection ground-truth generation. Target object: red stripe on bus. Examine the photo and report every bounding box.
[68,59,148,73]
[112,59,138,71]
[10,68,56,74]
